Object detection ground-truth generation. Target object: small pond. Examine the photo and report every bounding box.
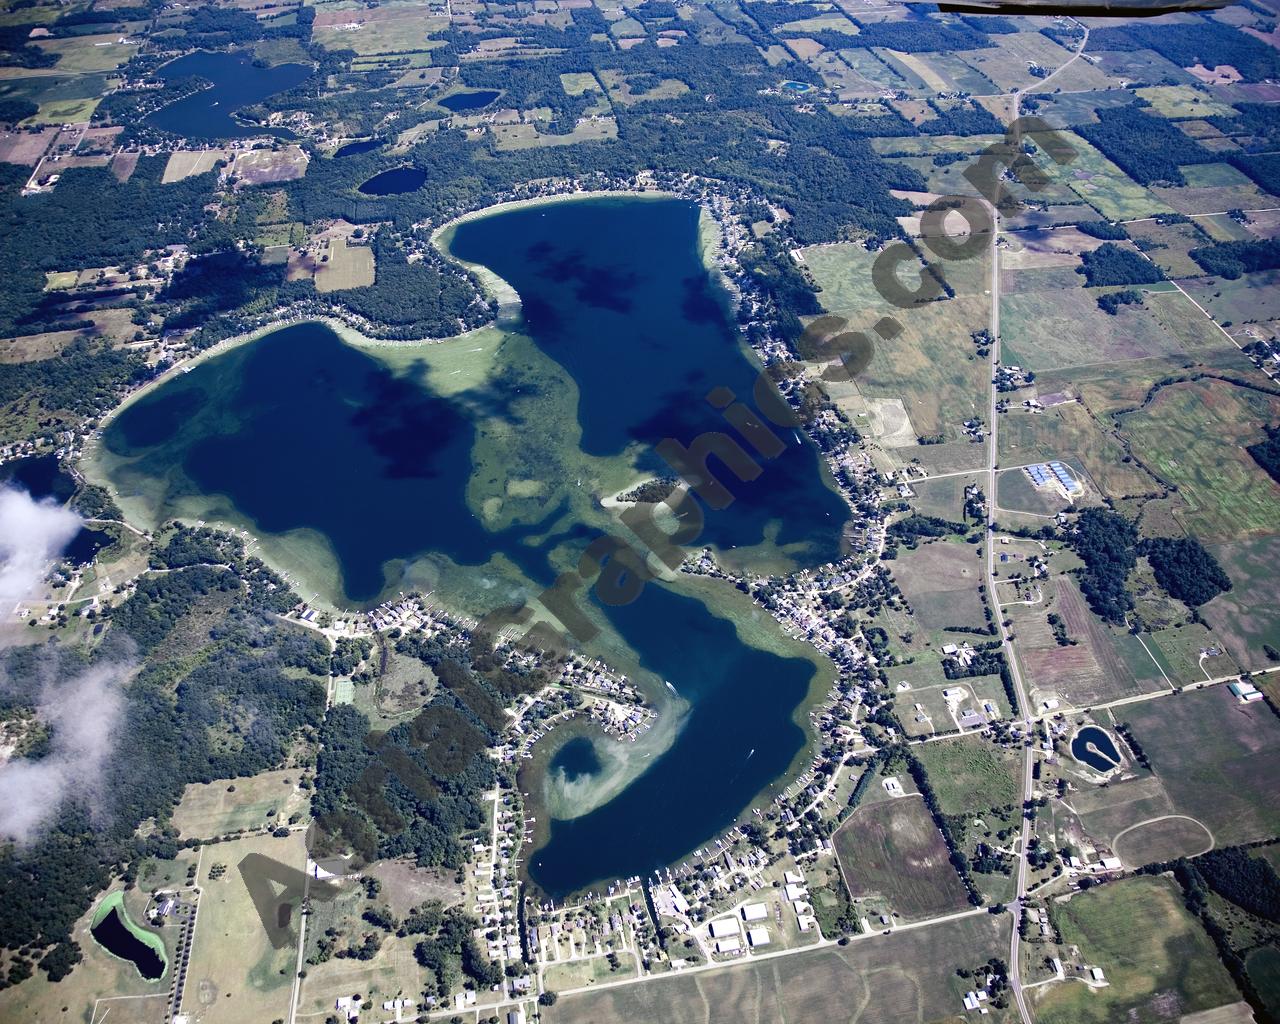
[357,166,427,196]
[781,80,814,93]
[1071,725,1122,773]
[91,899,166,981]
[334,138,384,158]
[438,89,501,112]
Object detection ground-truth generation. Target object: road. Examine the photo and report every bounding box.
[987,23,1091,1024]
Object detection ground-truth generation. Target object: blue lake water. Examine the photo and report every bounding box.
[145,51,310,140]
[438,89,501,112]
[99,196,846,896]
[358,166,428,196]
[550,736,602,782]
[334,138,384,158]
[1071,725,1122,773]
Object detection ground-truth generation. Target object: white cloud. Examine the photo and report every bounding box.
[0,485,83,608]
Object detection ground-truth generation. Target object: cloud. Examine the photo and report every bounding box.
[0,660,130,842]
[0,485,83,609]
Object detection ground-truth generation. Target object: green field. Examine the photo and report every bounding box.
[891,539,989,638]
[1032,875,1240,1024]
[549,908,1011,1023]
[172,769,310,840]
[1134,85,1236,120]
[1124,686,1280,846]
[1201,535,1280,670]
[315,237,375,293]
[1119,378,1280,543]
[1028,132,1174,221]
[915,734,1021,815]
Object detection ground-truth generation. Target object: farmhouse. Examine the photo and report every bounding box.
[1230,680,1263,703]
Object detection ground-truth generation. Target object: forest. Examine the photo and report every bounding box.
[1077,242,1165,288]
[1248,424,1280,485]
[1076,104,1216,187]
[1068,509,1137,625]
[1087,21,1280,84]
[1189,239,1280,280]
[1143,537,1232,608]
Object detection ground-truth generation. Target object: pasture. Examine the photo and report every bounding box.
[1119,378,1280,543]
[1201,535,1280,670]
[956,32,1101,93]
[833,796,971,920]
[1028,132,1173,221]
[1182,270,1280,327]
[890,538,988,638]
[182,832,305,1024]
[172,768,309,840]
[1111,814,1215,866]
[1124,685,1280,846]
[315,237,375,293]
[1148,622,1240,684]
[1032,875,1239,1024]
[548,913,1010,1024]
[491,117,618,150]
[1000,266,1185,373]
[914,734,1021,815]
[1125,217,1213,279]
[910,472,985,521]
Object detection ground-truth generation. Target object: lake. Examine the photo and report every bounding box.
[97,195,847,896]
[145,51,311,140]
[2,453,111,564]
[358,166,428,196]
[438,89,501,112]
[334,138,384,158]
[1071,725,1122,773]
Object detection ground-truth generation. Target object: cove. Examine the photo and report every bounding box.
[1071,725,1121,773]
[2,453,111,564]
[550,736,602,782]
[146,51,311,140]
[446,196,849,564]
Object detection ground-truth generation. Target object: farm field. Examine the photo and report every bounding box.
[890,538,988,638]
[1118,378,1280,543]
[1181,270,1280,327]
[172,768,309,840]
[162,150,227,183]
[315,237,376,293]
[1000,266,1186,372]
[548,908,1012,1024]
[1110,814,1215,866]
[1031,875,1240,1024]
[1028,132,1174,221]
[1123,686,1280,846]
[914,734,1020,815]
[1201,535,1280,670]
[833,796,971,920]
[181,831,305,1024]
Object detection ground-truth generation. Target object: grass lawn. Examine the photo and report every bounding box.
[1032,875,1239,1024]
[834,796,971,920]
[891,538,989,638]
[1201,534,1280,670]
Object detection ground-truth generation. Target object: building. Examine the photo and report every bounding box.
[741,902,768,922]
[1230,681,1264,703]
[507,1011,526,1024]
[785,882,808,902]
[709,918,738,939]
[715,935,742,953]
[747,927,770,947]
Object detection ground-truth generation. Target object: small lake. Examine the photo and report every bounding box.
[91,900,166,981]
[145,51,310,140]
[438,89,501,112]
[357,166,427,196]
[1071,725,1122,773]
[334,138,384,158]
